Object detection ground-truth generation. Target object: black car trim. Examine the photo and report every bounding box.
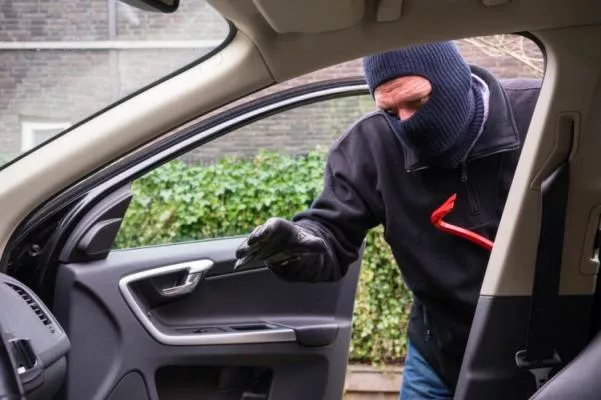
[2,78,369,302]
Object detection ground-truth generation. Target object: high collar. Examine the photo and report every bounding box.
[399,65,521,172]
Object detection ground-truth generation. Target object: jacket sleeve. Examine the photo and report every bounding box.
[269,138,381,282]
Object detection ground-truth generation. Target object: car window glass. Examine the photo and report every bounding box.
[114,94,375,249]
[0,0,230,168]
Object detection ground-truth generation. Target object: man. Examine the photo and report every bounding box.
[235,41,541,398]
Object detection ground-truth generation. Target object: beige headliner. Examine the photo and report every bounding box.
[1,0,601,297]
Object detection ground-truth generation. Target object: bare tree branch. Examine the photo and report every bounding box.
[462,35,544,75]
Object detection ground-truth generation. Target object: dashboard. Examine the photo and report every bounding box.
[0,273,69,399]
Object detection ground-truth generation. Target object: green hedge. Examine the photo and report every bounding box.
[115,150,413,364]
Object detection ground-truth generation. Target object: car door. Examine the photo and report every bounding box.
[454,28,601,399]
[5,78,372,400]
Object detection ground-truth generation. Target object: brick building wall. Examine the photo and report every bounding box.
[0,0,228,41]
[0,0,544,163]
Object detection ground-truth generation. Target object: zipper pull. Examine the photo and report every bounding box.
[423,305,432,342]
[460,163,468,183]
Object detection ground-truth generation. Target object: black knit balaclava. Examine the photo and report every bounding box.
[363,41,484,169]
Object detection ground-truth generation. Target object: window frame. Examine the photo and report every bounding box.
[115,86,375,248]
[2,78,369,273]
[27,77,369,221]
[108,78,369,189]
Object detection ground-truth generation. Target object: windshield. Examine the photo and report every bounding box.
[0,0,230,168]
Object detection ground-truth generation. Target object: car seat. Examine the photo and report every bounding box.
[529,330,601,399]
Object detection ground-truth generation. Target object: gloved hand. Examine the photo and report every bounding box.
[234,217,329,271]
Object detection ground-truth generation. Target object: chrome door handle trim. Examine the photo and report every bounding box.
[118,260,297,346]
[160,260,213,297]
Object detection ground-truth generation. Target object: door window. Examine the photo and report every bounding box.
[114,93,374,249]
[0,0,231,167]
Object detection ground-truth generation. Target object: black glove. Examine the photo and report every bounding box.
[234,217,329,272]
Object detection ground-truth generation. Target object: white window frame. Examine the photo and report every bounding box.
[21,121,71,152]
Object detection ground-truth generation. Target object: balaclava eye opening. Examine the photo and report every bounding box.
[362,41,485,169]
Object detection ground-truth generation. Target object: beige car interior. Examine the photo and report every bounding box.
[1,0,601,304]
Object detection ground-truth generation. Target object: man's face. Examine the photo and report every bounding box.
[374,75,432,120]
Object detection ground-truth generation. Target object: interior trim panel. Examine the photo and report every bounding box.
[53,238,362,399]
[119,260,297,346]
[456,294,593,399]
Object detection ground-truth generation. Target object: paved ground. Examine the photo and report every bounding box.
[344,365,402,399]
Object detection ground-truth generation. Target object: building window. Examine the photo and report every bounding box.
[21,121,71,152]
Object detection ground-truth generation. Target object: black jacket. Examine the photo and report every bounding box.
[275,66,541,388]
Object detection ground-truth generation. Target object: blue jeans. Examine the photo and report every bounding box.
[400,341,453,399]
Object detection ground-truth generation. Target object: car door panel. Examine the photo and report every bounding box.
[53,238,363,400]
[1,80,372,400]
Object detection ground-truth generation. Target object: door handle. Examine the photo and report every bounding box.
[160,259,214,297]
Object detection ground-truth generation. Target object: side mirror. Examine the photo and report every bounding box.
[119,0,179,13]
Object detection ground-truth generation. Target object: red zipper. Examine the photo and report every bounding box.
[430,193,494,251]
